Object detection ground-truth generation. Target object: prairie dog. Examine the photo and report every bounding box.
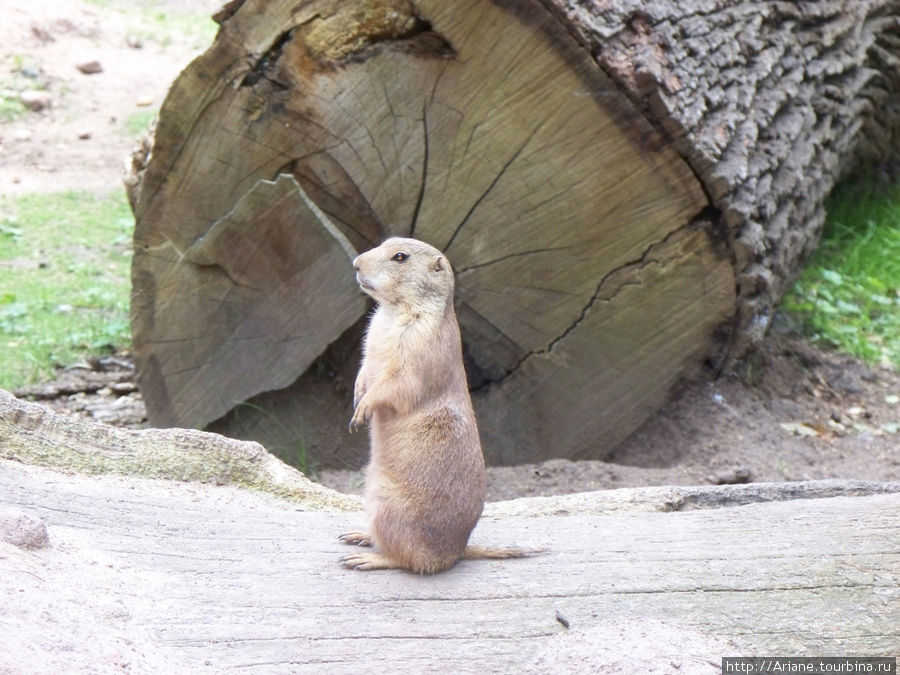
[340,237,523,574]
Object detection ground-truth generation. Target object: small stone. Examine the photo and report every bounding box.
[0,509,50,549]
[30,24,55,43]
[20,64,42,79]
[825,366,862,395]
[19,89,52,111]
[714,467,753,485]
[77,130,92,140]
[125,34,144,49]
[135,95,154,107]
[13,128,33,141]
[76,60,103,75]
[111,381,138,393]
[779,421,819,437]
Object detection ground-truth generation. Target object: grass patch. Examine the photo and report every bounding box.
[1,55,46,122]
[0,90,27,122]
[122,108,157,137]
[781,175,900,369]
[0,191,133,389]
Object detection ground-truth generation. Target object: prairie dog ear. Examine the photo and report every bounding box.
[432,255,445,273]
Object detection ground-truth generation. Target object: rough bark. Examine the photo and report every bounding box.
[2,454,898,671]
[547,0,900,356]
[129,0,900,467]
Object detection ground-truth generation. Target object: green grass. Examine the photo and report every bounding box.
[0,91,26,122]
[781,175,900,369]
[122,108,157,137]
[1,55,46,122]
[0,191,133,389]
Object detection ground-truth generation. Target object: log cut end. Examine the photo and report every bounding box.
[132,0,740,466]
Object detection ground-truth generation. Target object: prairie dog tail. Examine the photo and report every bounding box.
[462,545,543,560]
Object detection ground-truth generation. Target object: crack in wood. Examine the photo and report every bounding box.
[456,246,576,274]
[470,223,695,393]
[443,115,549,252]
[410,102,429,237]
[241,29,296,88]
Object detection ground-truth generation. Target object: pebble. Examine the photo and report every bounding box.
[713,467,753,485]
[20,64,42,79]
[19,89,52,111]
[0,509,50,549]
[30,24,55,43]
[135,95,154,107]
[76,60,103,74]
[111,381,138,394]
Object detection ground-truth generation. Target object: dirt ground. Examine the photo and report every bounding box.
[1,0,221,195]
[4,0,899,501]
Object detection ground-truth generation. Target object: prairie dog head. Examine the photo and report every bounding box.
[353,237,454,312]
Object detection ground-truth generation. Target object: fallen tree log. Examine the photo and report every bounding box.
[2,390,899,669]
[129,0,900,467]
[2,457,898,671]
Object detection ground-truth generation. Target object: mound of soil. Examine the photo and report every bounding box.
[320,332,900,499]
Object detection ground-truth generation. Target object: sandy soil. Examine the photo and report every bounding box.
[4,0,899,501]
[319,330,900,500]
[1,0,220,195]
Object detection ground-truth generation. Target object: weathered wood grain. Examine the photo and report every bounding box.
[131,0,734,466]
[475,222,734,463]
[133,174,366,428]
[130,0,900,468]
[1,458,897,673]
[2,394,898,671]
[0,389,357,511]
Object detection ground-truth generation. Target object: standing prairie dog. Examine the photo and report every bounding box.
[340,237,525,574]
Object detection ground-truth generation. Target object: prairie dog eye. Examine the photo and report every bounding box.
[391,252,409,262]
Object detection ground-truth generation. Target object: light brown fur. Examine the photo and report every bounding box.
[340,237,524,574]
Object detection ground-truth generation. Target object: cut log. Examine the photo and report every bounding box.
[130,0,900,466]
[133,173,365,430]
[2,390,898,668]
[2,453,898,669]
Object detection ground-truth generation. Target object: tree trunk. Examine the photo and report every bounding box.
[129,0,900,467]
